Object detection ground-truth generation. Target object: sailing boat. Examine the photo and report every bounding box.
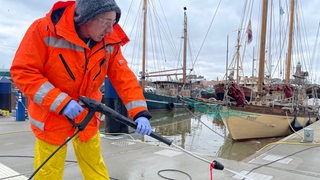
[222,0,320,140]
[138,1,192,111]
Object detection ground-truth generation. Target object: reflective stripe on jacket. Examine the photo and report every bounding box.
[10,1,148,145]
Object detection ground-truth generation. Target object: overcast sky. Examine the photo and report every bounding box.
[1,0,320,83]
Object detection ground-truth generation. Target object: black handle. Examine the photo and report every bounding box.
[65,105,96,131]
[79,96,173,146]
[78,110,95,131]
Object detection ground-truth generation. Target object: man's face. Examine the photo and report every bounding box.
[85,11,117,42]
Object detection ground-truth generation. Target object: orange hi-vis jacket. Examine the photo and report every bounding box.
[10,1,150,145]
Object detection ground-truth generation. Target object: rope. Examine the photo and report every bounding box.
[190,0,223,72]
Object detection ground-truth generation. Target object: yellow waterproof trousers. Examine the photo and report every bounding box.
[34,132,109,180]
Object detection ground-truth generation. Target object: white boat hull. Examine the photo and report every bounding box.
[223,111,313,140]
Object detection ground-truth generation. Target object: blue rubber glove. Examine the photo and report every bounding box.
[135,117,152,135]
[61,100,84,119]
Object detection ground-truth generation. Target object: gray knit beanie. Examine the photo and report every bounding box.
[74,0,121,25]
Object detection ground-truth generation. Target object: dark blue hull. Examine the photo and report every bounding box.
[144,92,186,110]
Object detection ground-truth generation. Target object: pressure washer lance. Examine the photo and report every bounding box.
[27,96,250,179]
[79,96,254,180]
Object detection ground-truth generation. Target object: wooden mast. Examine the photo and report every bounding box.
[285,0,295,84]
[257,0,268,94]
[182,7,187,84]
[235,29,241,83]
[141,0,147,89]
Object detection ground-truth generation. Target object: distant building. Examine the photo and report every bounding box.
[0,69,11,79]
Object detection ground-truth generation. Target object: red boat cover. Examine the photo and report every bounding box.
[228,82,246,106]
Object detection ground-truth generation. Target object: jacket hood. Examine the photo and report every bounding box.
[45,1,75,30]
[44,1,85,46]
[45,0,129,47]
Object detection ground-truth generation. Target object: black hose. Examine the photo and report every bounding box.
[0,155,77,163]
[157,169,192,180]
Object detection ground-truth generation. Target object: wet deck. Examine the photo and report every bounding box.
[0,116,320,179]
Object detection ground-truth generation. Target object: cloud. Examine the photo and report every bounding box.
[0,0,55,68]
[1,0,319,84]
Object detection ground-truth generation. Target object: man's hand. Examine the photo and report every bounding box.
[135,117,152,135]
[61,100,84,119]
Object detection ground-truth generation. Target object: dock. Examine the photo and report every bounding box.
[1,116,320,179]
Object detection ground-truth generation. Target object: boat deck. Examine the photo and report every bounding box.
[1,116,320,179]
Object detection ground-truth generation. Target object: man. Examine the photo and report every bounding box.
[10,0,152,179]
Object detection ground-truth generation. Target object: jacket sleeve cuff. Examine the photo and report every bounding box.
[133,110,152,121]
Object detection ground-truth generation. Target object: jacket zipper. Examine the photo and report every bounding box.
[88,42,119,58]
[93,58,106,81]
[84,49,89,75]
[59,54,76,81]
[89,42,120,81]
